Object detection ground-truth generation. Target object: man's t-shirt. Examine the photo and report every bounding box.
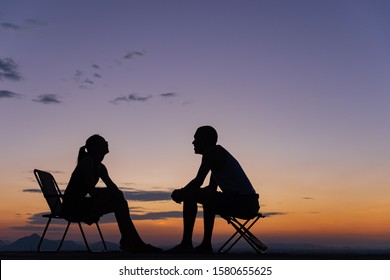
[208,145,256,195]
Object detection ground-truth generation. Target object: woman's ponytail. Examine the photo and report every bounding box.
[77,145,88,163]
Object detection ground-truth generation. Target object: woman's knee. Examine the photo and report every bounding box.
[115,196,128,208]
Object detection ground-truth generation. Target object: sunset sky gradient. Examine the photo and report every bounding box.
[1,0,389,249]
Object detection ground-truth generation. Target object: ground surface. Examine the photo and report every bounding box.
[1,250,389,260]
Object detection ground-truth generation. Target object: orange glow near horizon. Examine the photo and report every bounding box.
[1,171,390,249]
[2,207,389,248]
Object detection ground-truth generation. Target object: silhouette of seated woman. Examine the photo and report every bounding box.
[169,126,260,253]
[62,134,160,253]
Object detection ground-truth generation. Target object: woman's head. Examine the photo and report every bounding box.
[78,134,109,163]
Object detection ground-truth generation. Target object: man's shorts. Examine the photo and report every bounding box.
[197,188,260,219]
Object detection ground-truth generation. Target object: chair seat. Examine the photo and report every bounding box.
[42,212,100,224]
[42,213,63,219]
[221,212,264,221]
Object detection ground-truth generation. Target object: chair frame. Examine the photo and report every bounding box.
[218,213,267,254]
[34,169,107,252]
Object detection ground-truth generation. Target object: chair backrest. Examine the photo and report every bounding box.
[34,169,63,216]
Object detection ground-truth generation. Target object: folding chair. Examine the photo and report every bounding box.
[34,169,107,252]
[218,212,267,254]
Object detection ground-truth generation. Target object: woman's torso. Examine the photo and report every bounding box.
[63,156,101,203]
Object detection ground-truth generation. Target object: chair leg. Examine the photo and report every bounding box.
[228,217,267,253]
[219,215,267,254]
[37,217,52,252]
[218,218,254,253]
[78,222,92,252]
[95,223,107,251]
[218,219,245,253]
[37,218,105,253]
[57,221,71,252]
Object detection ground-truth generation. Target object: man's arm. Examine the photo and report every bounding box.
[171,154,212,203]
[206,174,218,191]
[183,156,211,190]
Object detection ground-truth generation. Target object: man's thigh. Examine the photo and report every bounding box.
[215,193,260,218]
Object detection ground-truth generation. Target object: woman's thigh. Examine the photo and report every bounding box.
[91,188,123,215]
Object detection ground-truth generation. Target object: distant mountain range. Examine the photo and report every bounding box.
[0,239,11,248]
[1,234,389,254]
[0,234,119,251]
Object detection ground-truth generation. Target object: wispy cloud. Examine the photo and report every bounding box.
[91,64,102,78]
[25,213,68,226]
[25,18,48,27]
[131,211,185,220]
[160,92,177,98]
[263,212,289,217]
[73,70,83,83]
[110,93,152,104]
[0,58,23,81]
[110,92,180,104]
[109,96,129,103]
[22,189,41,193]
[8,225,51,231]
[302,197,314,200]
[0,18,48,31]
[123,190,172,201]
[71,68,101,89]
[24,210,189,225]
[23,187,171,202]
[124,50,146,59]
[0,90,22,99]
[0,22,23,30]
[23,186,66,194]
[128,94,152,102]
[84,79,94,85]
[33,94,62,104]
[27,169,64,175]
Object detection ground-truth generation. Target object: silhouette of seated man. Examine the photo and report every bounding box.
[62,134,160,253]
[170,126,259,253]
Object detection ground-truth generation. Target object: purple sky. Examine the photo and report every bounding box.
[1,0,389,246]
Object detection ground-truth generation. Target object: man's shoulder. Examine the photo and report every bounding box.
[203,145,228,169]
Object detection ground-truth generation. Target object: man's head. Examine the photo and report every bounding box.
[192,125,218,154]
